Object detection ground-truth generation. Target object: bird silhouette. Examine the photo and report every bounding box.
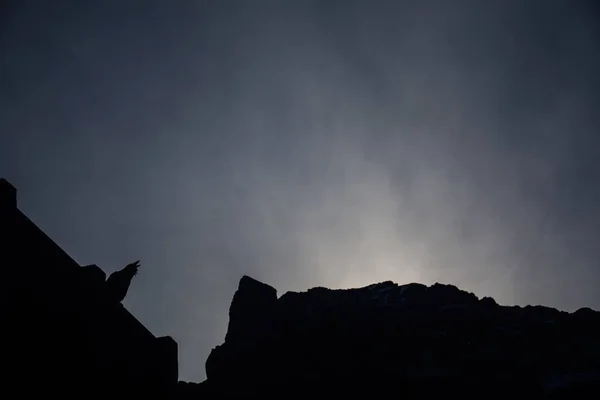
[105,260,140,302]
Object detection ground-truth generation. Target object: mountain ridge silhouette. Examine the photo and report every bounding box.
[180,274,600,398]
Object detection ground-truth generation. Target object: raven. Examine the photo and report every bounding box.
[105,260,140,302]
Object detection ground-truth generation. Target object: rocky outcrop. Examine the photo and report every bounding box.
[186,276,600,398]
[225,275,278,343]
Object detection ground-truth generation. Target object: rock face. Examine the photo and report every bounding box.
[225,275,278,344]
[187,276,600,398]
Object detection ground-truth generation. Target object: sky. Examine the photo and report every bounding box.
[1,0,599,382]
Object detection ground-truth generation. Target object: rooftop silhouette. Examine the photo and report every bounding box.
[1,178,177,398]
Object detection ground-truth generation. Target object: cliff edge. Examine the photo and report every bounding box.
[180,276,600,398]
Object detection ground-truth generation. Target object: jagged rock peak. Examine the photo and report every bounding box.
[365,280,397,289]
[237,275,277,298]
[225,276,277,343]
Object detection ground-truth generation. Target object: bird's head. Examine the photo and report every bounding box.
[124,260,141,276]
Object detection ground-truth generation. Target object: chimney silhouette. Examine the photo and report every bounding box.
[0,178,17,209]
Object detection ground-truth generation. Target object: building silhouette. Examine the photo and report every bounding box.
[1,178,177,398]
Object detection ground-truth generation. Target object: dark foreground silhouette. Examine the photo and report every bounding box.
[2,178,599,398]
[1,178,177,399]
[179,276,600,398]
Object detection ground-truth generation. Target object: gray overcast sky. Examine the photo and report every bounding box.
[1,0,599,382]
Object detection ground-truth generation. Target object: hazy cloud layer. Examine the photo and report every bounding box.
[1,0,599,381]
